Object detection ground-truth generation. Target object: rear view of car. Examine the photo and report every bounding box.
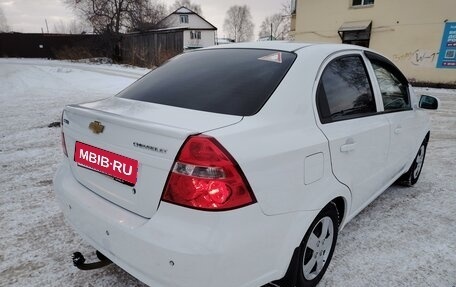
[54,46,306,287]
[54,42,437,287]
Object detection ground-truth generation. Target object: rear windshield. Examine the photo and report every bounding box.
[118,48,296,116]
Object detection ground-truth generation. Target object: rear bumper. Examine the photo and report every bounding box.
[54,161,317,287]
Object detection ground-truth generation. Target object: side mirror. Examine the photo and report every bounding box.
[419,95,439,110]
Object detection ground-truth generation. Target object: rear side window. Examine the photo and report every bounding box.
[118,49,297,116]
[317,55,376,123]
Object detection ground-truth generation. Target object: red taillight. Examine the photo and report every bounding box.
[61,111,68,157]
[162,135,256,211]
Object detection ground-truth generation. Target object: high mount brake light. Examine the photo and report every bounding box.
[162,135,256,211]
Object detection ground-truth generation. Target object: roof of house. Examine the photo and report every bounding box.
[156,6,217,30]
[175,7,194,14]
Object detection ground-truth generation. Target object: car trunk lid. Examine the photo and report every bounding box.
[62,97,242,218]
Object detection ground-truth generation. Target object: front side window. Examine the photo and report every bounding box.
[180,15,188,23]
[317,55,376,123]
[371,62,411,111]
[352,0,374,6]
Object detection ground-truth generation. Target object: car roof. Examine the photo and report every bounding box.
[204,41,368,53]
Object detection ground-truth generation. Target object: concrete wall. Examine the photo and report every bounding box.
[291,0,456,84]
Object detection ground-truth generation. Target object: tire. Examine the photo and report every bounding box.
[398,140,427,186]
[296,204,339,287]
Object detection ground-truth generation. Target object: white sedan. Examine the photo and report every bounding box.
[54,42,438,287]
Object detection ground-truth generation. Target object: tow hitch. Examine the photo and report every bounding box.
[72,250,112,270]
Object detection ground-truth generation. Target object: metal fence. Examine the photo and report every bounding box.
[0,29,184,67]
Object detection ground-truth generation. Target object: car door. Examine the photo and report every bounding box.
[365,51,422,178]
[314,52,391,214]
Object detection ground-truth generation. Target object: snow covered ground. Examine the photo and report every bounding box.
[0,58,455,287]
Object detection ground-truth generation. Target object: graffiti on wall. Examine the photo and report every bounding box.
[393,49,439,67]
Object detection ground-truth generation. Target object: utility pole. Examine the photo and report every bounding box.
[270,22,273,40]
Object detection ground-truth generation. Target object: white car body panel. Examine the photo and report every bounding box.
[54,163,319,287]
[53,42,433,287]
[207,116,352,215]
[78,97,243,133]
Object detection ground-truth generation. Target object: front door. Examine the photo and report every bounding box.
[367,55,421,176]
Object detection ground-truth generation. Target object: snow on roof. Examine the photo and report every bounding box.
[339,20,372,32]
[175,7,194,14]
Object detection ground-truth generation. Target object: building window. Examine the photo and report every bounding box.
[190,31,201,40]
[352,0,374,6]
[180,15,189,23]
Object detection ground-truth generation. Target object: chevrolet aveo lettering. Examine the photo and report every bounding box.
[54,42,439,287]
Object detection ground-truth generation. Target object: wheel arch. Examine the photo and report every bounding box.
[403,130,431,175]
[331,196,347,229]
[272,196,349,286]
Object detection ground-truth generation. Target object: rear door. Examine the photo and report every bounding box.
[315,52,391,213]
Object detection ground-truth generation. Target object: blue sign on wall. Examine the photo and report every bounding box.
[437,22,456,69]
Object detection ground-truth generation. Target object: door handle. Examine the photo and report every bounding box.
[394,127,402,134]
[340,143,356,152]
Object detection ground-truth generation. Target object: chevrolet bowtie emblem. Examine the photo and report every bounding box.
[89,121,104,134]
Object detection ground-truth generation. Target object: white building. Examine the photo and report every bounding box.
[157,7,217,50]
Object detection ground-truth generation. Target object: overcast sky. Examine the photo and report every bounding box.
[0,0,285,38]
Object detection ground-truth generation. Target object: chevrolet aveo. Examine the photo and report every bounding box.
[54,42,439,287]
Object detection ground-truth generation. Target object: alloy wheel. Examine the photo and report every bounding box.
[302,216,334,280]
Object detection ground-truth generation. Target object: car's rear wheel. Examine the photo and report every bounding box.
[296,204,339,287]
[398,140,427,186]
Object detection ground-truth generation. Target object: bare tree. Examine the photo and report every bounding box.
[170,0,202,15]
[223,5,254,42]
[0,7,9,32]
[258,13,288,40]
[129,1,167,31]
[64,0,166,34]
[53,19,91,34]
[280,1,293,40]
